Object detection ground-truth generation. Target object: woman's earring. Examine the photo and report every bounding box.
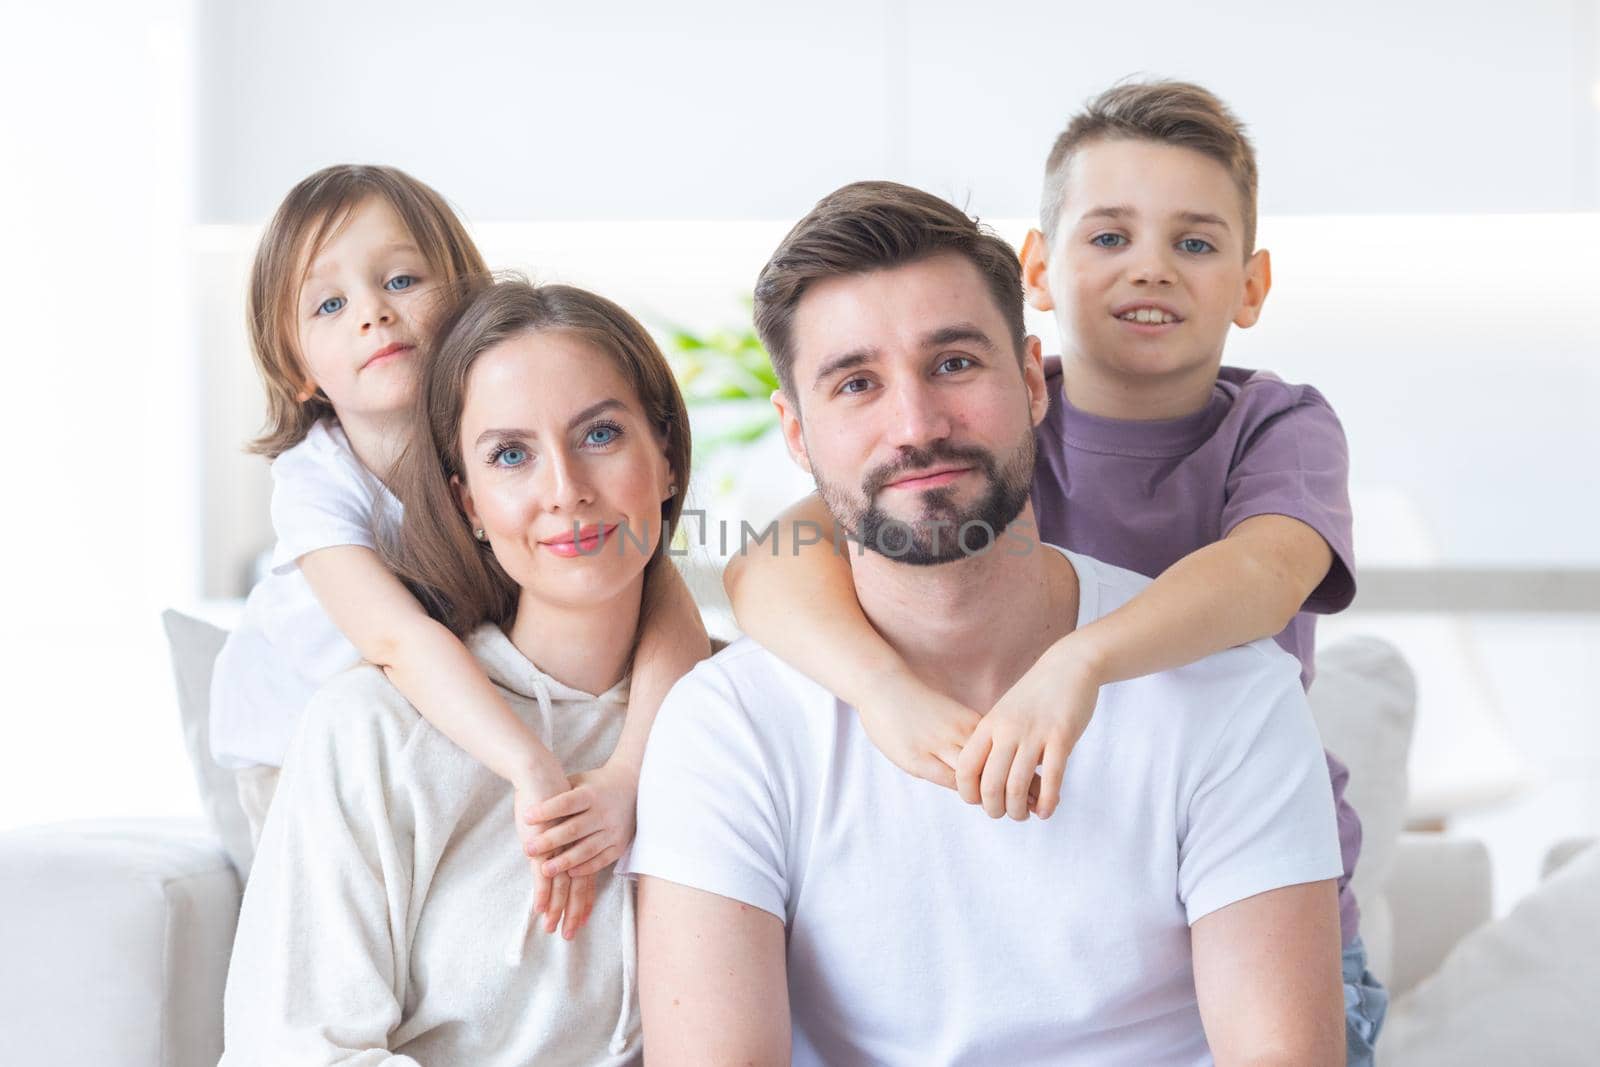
[667,483,678,497]
[474,528,488,543]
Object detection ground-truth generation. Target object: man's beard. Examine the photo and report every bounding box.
[815,430,1036,566]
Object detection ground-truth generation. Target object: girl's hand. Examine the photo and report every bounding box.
[512,757,582,933]
[956,640,1099,821]
[526,759,640,880]
[855,671,982,791]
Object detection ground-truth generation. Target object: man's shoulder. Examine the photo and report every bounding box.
[658,636,837,743]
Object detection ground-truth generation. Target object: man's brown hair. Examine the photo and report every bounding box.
[386,277,692,638]
[246,164,489,458]
[753,180,1026,396]
[1039,80,1259,256]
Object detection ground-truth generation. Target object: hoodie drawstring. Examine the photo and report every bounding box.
[608,877,638,1055]
[507,674,557,967]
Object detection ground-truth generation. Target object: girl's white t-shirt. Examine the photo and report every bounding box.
[209,419,403,769]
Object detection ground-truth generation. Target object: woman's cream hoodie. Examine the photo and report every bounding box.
[221,623,640,1066]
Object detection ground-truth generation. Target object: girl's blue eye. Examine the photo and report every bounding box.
[385,274,417,291]
[1179,238,1215,255]
[317,296,346,315]
[584,422,622,447]
[1091,233,1127,248]
[492,446,527,468]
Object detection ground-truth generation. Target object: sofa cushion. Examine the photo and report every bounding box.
[1385,842,1600,1066]
[1307,635,1417,985]
[161,609,255,877]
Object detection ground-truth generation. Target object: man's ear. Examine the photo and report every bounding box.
[770,388,814,476]
[1234,248,1272,329]
[1021,335,1049,427]
[450,473,481,532]
[1020,229,1055,313]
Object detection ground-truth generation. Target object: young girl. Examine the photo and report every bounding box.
[210,165,708,937]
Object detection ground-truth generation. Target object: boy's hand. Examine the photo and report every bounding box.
[957,641,1102,820]
[856,671,983,790]
[527,759,639,882]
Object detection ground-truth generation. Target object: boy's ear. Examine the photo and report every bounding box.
[1020,229,1055,312]
[770,388,814,476]
[1021,335,1049,428]
[1234,248,1272,329]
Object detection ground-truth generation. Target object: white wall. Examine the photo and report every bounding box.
[197,0,1596,223]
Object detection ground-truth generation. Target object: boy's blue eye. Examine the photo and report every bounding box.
[1091,233,1127,248]
[317,295,346,315]
[1179,238,1215,255]
[385,274,417,291]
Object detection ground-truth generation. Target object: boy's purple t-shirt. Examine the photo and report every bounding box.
[1030,359,1363,944]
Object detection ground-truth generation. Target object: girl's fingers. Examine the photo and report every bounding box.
[532,812,600,856]
[545,873,571,934]
[1005,742,1041,822]
[567,845,624,879]
[531,861,552,916]
[527,787,589,825]
[563,876,596,940]
[542,831,608,877]
[916,753,958,791]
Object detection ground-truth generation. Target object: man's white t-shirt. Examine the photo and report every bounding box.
[209,418,403,769]
[621,548,1342,1066]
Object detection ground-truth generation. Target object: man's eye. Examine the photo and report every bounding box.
[839,378,872,395]
[1179,238,1215,255]
[937,356,974,374]
[1090,233,1127,248]
[385,274,418,291]
[317,296,346,316]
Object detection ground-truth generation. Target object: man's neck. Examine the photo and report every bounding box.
[850,504,1078,713]
[508,571,644,698]
[336,407,411,488]
[1060,350,1218,422]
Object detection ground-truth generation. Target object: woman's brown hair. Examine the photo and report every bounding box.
[246,164,489,457]
[387,277,692,638]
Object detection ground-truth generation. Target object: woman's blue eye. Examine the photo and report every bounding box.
[1179,238,1215,255]
[584,423,622,447]
[1091,233,1127,248]
[317,296,346,315]
[492,446,527,468]
[385,274,417,291]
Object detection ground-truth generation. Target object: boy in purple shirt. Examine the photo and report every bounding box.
[723,80,1384,1062]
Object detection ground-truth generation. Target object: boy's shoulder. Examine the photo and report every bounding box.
[1213,365,1341,422]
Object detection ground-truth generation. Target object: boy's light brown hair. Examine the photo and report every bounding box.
[1040,80,1260,257]
[246,164,489,458]
[754,180,1026,397]
[386,278,692,638]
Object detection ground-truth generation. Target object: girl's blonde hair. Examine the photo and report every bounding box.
[246,165,489,458]
[387,278,692,638]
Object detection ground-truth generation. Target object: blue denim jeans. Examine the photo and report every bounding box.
[1342,936,1388,1066]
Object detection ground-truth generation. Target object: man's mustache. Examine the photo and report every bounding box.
[861,442,997,498]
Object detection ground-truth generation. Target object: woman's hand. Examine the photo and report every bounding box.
[855,670,982,790]
[526,759,640,881]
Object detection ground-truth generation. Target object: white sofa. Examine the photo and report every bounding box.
[0,616,1590,1066]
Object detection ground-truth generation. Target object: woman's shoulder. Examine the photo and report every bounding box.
[299,662,425,757]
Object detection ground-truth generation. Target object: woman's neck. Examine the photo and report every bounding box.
[507,571,646,697]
